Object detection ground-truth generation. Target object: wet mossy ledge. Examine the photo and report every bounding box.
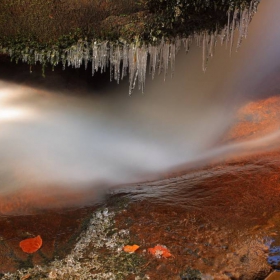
[0,0,260,93]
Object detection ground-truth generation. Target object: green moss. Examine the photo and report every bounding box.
[0,0,260,73]
[145,0,257,40]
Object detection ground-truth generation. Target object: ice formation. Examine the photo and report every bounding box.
[0,1,259,94]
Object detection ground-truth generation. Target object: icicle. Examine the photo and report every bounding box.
[226,9,231,48]
[100,41,109,74]
[128,44,137,95]
[115,45,121,84]
[208,33,215,58]
[109,45,113,82]
[91,41,98,76]
[137,45,148,92]
[229,8,238,56]
[170,43,176,76]
[202,33,207,72]
[157,38,165,76]
[245,1,253,39]
[2,0,258,94]
[122,43,128,80]
[148,44,158,80]
[83,41,89,70]
[237,8,248,49]
[162,42,170,81]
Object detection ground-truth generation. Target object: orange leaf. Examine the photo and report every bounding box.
[123,244,140,253]
[19,235,43,253]
[148,245,172,258]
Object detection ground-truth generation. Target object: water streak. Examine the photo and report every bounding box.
[0,0,279,209]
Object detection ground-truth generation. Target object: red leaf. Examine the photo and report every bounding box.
[148,244,172,258]
[19,235,43,253]
[123,244,140,253]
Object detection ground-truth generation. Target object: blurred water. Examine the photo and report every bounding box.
[0,0,279,208]
[112,153,280,209]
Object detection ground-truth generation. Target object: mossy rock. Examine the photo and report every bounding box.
[0,0,260,73]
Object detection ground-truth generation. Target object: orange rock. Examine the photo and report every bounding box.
[19,235,43,253]
[148,244,172,258]
[123,244,140,253]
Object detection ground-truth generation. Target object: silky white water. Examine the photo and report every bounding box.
[0,0,279,202]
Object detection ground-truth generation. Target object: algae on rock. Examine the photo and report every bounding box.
[2,208,146,280]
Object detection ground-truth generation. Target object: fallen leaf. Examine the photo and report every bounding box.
[21,274,31,280]
[123,244,140,253]
[19,235,43,253]
[148,244,172,258]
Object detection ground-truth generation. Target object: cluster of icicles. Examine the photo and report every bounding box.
[1,1,259,94]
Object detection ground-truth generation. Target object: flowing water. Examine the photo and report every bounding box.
[0,0,280,277]
[0,0,279,210]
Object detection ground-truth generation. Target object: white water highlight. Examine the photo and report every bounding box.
[0,0,279,207]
